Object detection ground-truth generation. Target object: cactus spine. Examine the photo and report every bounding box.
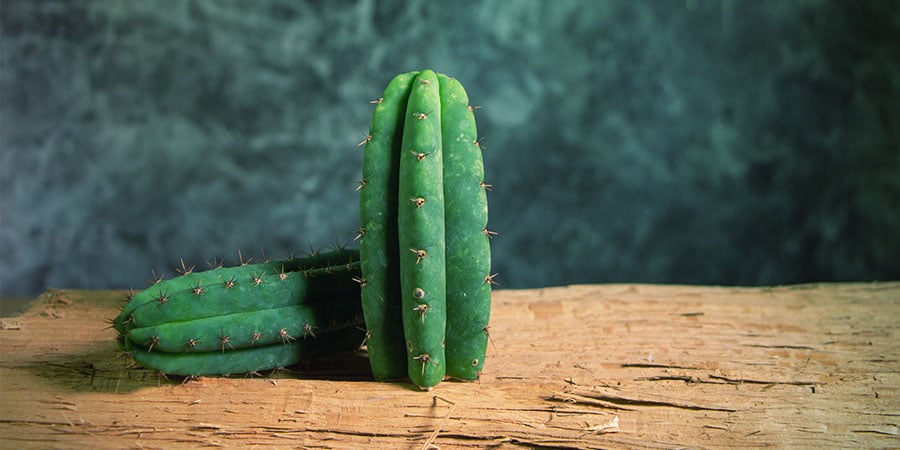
[115,250,365,376]
[359,70,492,388]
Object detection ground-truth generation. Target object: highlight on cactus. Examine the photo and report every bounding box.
[114,249,366,376]
[358,69,493,389]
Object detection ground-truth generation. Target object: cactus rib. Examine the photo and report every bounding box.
[359,71,419,380]
[124,327,366,376]
[437,73,492,380]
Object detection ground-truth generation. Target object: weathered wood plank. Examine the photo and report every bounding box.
[1,283,897,448]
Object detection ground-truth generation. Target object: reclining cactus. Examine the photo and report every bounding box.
[115,249,365,376]
[359,69,492,388]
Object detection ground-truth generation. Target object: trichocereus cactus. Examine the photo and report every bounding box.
[114,249,366,376]
[358,69,493,389]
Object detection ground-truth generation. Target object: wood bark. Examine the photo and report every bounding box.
[1,283,897,448]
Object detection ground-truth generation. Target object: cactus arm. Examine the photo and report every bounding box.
[124,260,360,329]
[358,71,419,380]
[397,69,447,388]
[114,249,359,334]
[125,327,366,376]
[437,74,492,380]
[127,300,363,353]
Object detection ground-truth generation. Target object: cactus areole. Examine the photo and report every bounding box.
[359,69,493,389]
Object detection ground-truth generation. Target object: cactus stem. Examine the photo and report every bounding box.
[176,258,195,276]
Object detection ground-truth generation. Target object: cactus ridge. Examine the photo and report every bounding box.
[114,249,359,334]
[125,261,360,330]
[127,301,362,353]
[358,71,420,381]
[359,70,492,388]
[125,327,366,376]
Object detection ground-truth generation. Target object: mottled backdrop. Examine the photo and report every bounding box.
[1,0,898,300]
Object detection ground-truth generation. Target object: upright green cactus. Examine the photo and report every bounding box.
[115,250,365,376]
[359,70,492,389]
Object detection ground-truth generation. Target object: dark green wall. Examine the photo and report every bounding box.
[2,0,898,296]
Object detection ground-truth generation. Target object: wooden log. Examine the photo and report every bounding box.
[1,283,897,448]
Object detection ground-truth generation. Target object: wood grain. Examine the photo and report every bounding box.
[1,283,897,448]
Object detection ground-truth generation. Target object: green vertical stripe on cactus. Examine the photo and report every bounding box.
[398,69,447,389]
[358,71,420,380]
[437,73,492,380]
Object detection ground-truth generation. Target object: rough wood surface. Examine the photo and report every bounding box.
[1,283,897,449]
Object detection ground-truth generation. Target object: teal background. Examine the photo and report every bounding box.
[1,0,898,297]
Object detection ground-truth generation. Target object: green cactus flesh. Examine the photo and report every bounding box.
[437,74,492,380]
[359,70,491,388]
[125,327,365,376]
[358,71,419,381]
[116,249,364,376]
[127,300,362,353]
[398,69,447,388]
[114,248,359,335]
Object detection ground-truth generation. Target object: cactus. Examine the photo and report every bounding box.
[115,249,365,376]
[359,70,492,388]
[111,69,493,386]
